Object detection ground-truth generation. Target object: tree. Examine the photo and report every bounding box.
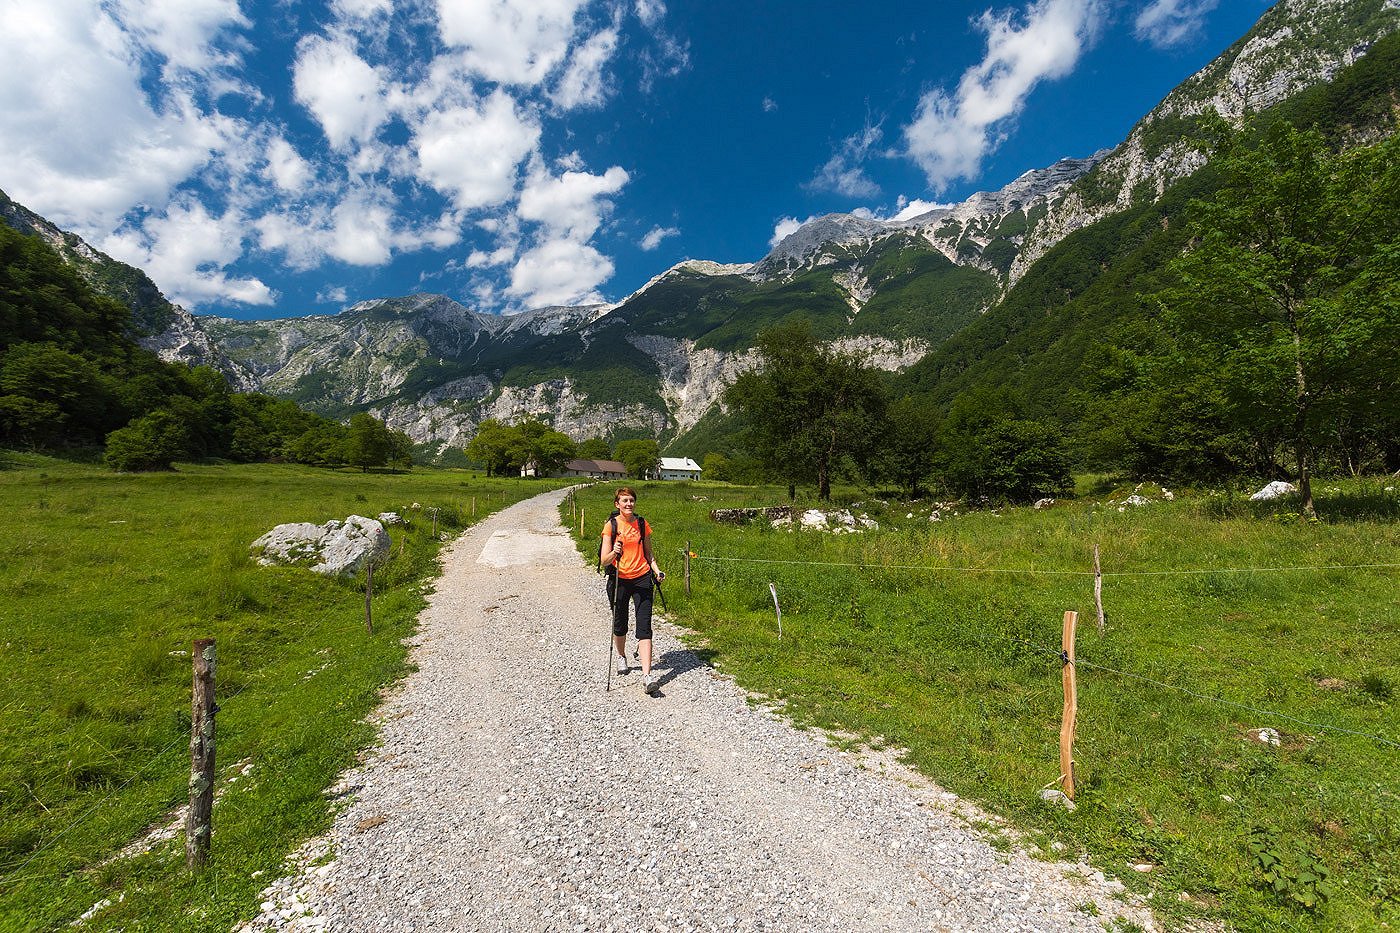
[936,414,1073,502]
[576,437,611,459]
[723,319,887,500]
[507,418,576,476]
[465,419,515,476]
[701,452,730,482]
[1154,124,1400,516]
[104,409,190,471]
[869,394,940,497]
[345,413,392,472]
[613,439,660,479]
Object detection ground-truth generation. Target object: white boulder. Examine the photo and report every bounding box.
[1034,498,1056,510]
[377,511,405,526]
[253,515,390,576]
[1250,481,1297,502]
[799,509,829,529]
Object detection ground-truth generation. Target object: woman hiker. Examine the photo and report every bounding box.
[601,486,665,694]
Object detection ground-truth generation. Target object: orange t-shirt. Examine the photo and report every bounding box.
[602,515,650,579]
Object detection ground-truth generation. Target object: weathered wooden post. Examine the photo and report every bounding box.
[1060,610,1078,800]
[769,582,782,640]
[472,496,476,517]
[1093,545,1105,634]
[365,560,374,634]
[431,507,438,539]
[684,540,692,596]
[187,638,216,869]
[580,507,584,538]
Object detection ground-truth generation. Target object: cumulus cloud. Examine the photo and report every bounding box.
[888,197,955,222]
[317,285,349,303]
[808,123,883,198]
[293,34,392,150]
[1134,0,1219,49]
[436,0,587,86]
[414,91,542,210]
[506,237,614,307]
[0,0,227,232]
[111,0,249,73]
[634,0,665,28]
[517,163,629,239]
[550,26,619,109]
[264,137,314,193]
[639,226,679,250]
[769,215,816,247]
[102,196,275,307]
[903,0,1103,192]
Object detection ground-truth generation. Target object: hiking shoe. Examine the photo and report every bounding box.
[643,673,659,695]
[616,654,629,675]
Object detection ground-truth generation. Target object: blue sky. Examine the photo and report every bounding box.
[0,0,1269,319]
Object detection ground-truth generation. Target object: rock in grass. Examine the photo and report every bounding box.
[252,515,390,576]
[1246,727,1281,747]
[1250,481,1297,501]
[1038,788,1076,811]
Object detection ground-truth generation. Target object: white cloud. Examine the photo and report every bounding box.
[889,197,954,222]
[111,0,249,73]
[550,27,619,110]
[435,0,587,86]
[517,164,629,239]
[414,90,541,210]
[0,0,226,232]
[903,0,1103,192]
[467,244,518,268]
[506,237,614,307]
[264,137,314,193]
[808,123,883,198]
[769,215,815,247]
[634,0,665,28]
[102,196,275,307]
[317,285,349,303]
[762,95,778,113]
[639,226,679,250]
[1134,0,1219,49]
[293,34,391,150]
[332,0,393,19]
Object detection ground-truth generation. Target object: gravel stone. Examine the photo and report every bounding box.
[238,488,1163,932]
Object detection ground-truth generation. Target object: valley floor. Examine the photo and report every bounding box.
[237,487,1159,932]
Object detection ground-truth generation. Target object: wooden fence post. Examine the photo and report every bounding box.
[472,496,476,517]
[431,507,438,539]
[580,507,584,538]
[769,583,783,640]
[1060,610,1078,800]
[1093,545,1105,634]
[365,561,374,634]
[187,638,216,869]
[684,540,692,596]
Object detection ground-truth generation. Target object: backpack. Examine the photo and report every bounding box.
[599,510,647,577]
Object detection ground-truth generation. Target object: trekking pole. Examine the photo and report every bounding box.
[655,574,668,613]
[605,576,617,693]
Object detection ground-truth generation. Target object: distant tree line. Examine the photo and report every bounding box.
[462,418,663,479]
[0,223,412,472]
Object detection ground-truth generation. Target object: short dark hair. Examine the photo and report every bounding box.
[614,486,637,503]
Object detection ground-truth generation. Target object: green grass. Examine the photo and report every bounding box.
[0,452,567,931]
[564,479,1400,932]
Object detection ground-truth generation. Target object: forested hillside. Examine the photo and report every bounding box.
[889,30,1400,485]
[0,225,410,471]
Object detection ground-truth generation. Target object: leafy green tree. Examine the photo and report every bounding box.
[0,342,114,445]
[701,451,730,481]
[935,415,1072,502]
[1153,124,1400,516]
[286,421,348,466]
[345,413,392,472]
[387,428,415,471]
[723,319,887,500]
[576,437,611,460]
[613,438,660,479]
[869,394,940,497]
[465,419,515,476]
[503,418,576,476]
[104,409,190,471]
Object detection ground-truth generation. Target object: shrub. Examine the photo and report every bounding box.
[104,409,190,471]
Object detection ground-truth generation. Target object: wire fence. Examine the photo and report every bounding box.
[678,548,1400,751]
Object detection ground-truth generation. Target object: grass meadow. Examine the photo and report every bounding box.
[0,452,566,931]
[565,479,1399,932]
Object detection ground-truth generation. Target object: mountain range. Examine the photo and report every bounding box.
[4,0,1398,458]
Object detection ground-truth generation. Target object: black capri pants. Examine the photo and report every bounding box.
[609,571,654,640]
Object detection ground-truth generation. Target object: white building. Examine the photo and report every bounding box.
[658,457,702,481]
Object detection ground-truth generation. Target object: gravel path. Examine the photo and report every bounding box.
[240,488,1159,933]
